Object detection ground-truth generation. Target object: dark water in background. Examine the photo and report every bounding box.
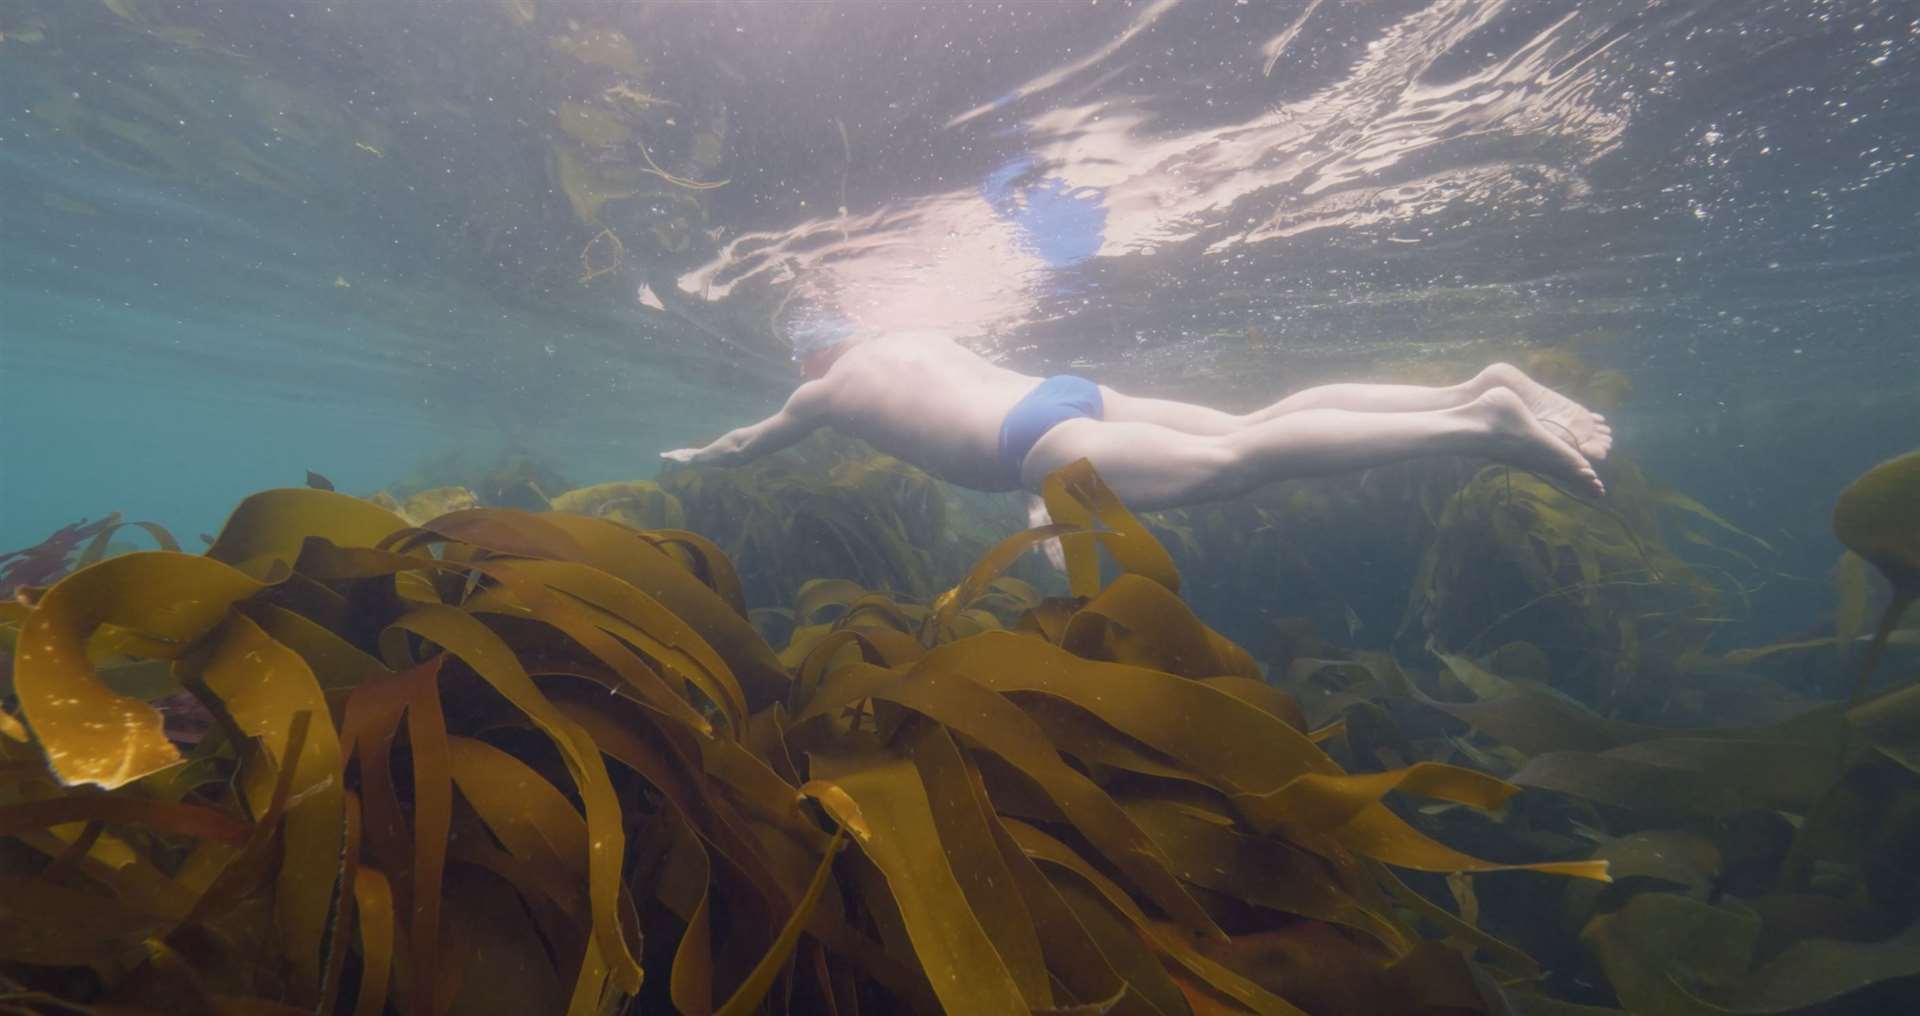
[1,0,1915,641]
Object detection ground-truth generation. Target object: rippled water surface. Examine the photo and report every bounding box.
[2,0,1915,610]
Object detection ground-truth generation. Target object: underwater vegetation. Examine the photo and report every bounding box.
[0,459,1604,1016]
[382,449,577,514]
[2,517,124,602]
[1832,450,1920,703]
[374,434,1031,617]
[1252,449,1920,1013]
[654,432,1036,615]
[1132,457,1476,660]
[1,514,179,602]
[1135,453,1779,722]
[1,449,1915,1014]
[1401,460,1775,722]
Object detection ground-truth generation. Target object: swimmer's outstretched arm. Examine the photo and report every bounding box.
[662,381,827,466]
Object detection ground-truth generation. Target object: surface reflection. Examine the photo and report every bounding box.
[677,0,1641,351]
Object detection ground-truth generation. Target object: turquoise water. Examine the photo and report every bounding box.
[2,0,1915,610]
[5,4,1920,1013]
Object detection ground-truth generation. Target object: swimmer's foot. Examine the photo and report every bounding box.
[1466,388,1606,496]
[1481,363,1613,461]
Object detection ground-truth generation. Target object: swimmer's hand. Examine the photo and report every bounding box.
[663,424,758,467]
[662,439,743,466]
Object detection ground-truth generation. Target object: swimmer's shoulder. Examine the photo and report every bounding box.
[838,330,956,364]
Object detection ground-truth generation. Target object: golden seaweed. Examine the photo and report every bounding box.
[1833,449,1920,701]
[12,440,1914,1013]
[1,460,1628,1014]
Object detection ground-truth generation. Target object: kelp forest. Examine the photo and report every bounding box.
[2,423,1917,1016]
[5,0,1918,1012]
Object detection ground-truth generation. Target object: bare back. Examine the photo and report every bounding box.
[810,334,1041,491]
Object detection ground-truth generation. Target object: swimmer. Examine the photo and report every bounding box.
[661,331,1611,512]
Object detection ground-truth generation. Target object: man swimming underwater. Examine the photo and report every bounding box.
[661,326,1611,512]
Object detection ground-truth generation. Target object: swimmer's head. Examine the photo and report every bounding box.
[778,296,860,380]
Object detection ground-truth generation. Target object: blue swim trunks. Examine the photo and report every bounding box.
[997,375,1103,486]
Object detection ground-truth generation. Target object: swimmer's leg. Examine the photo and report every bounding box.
[1101,363,1611,460]
[1024,388,1602,511]
[1095,388,1246,435]
[1099,373,1491,434]
[1248,364,1612,460]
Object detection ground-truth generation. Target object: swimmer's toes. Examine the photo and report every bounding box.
[1477,389,1603,495]
[1572,461,1606,497]
[1540,430,1601,493]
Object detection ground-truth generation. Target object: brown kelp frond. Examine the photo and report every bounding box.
[0,462,1615,1015]
[1259,661,1920,1011]
[10,451,1904,1013]
[1,514,182,605]
[1832,449,1920,702]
